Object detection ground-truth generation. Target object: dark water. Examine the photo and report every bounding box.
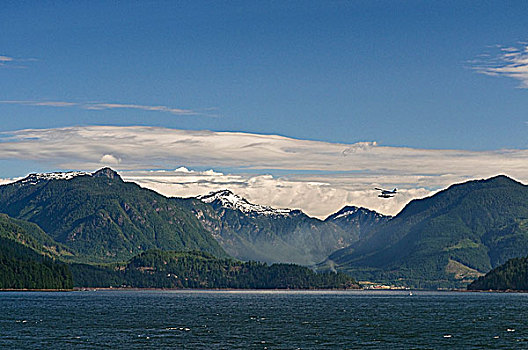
[1,290,527,349]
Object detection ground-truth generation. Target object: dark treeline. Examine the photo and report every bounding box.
[0,237,73,289]
[72,250,359,289]
[468,256,528,291]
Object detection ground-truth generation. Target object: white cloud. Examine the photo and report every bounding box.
[0,100,202,116]
[100,154,121,165]
[0,125,524,177]
[174,167,192,173]
[473,43,528,87]
[0,125,527,217]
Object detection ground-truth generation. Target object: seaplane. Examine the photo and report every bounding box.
[375,187,397,198]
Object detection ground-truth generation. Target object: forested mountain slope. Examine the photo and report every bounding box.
[468,256,528,291]
[0,215,72,289]
[0,168,226,263]
[322,176,528,288]
[71,249,359,289]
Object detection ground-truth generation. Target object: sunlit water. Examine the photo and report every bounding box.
[1,290,527,349]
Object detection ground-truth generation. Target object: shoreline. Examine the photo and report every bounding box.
[2,284,527,293]
[1,287,524,293]
[0,288,74,292]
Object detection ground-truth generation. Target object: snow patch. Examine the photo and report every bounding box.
[334,208,360,219]
[17,171,91,185]
[330,206,387,220]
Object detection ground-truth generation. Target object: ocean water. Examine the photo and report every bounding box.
[0,290,527,349]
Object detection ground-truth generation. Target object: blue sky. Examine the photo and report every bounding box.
[2,0,527,148]
[1,1,528,216]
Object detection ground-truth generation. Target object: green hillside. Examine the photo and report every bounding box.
[0,168,227,263]
[322,175,528,288]
[71,249,359,289]
[0,215,73,290]
[0,213,74,259]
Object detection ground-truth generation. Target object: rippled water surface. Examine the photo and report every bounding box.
[1,290,527,349]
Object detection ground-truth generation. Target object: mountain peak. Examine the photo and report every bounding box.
[481,174,523,186]
[197,189,296,216]
[13,168,123,186]
[326,205,387,221]
[197,189,240,203]
[396,175,524,220]
[335,205,361,215]
[92,167,122,180]
[448,175,523,191]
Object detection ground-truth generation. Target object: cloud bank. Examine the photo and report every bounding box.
[123,168,433,219]
[0,125,526,218]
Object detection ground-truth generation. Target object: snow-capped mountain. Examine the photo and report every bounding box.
[325,205,390,242]
[197,189,296,216]
[187,190,388,266]
[17,171,91,185]
[15,167,120,186]
[326,205,388,221]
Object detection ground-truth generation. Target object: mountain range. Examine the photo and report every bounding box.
[1,168,528,289]
[182,189,387,265]
[0,168,360,289]
[0,168,383,266]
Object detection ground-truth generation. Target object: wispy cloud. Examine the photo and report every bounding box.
[1,100,77,107]
[472,43,528,87]
[83,103,197,115]
[0,126,527,217]
[0,100,206,116]
[0,55,37,69]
